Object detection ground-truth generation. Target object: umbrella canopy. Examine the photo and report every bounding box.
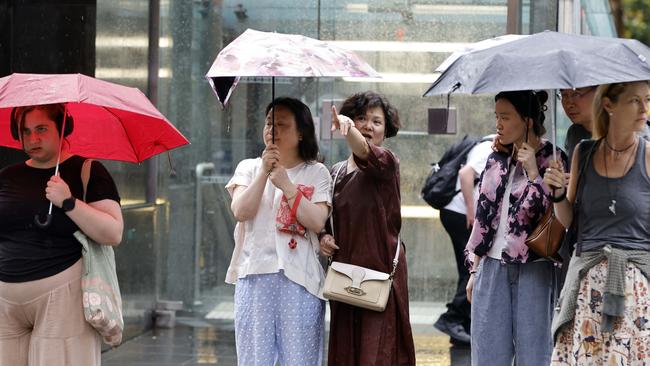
[0,73,189,163]
[424,31,650,96]
[435,34,527,73]
[206,28,381,108]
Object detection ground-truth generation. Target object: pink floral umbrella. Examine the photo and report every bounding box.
[205,28,381,108]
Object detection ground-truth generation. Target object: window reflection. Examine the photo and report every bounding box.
[97,0,564,307]
[96,1,149,204]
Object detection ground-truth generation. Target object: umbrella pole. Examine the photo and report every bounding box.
[550,89,558,162]
[549,89,557,198]
[272,76,275,144]
[34,104,69,228]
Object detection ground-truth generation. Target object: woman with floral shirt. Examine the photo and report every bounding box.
[465,90,568,366]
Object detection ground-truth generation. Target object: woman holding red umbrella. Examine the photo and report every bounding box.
[0,103,123,365]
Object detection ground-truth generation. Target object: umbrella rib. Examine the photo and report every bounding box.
[102,106,140,162]
[77,74,82,103]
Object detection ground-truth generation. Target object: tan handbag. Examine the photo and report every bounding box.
[321,163,400,312]
[322,247,399,312]
[525,200,565,262]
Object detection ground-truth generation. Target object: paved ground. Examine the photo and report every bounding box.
[102,301,471,366]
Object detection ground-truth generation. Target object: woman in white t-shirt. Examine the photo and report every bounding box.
[225,97,331,366]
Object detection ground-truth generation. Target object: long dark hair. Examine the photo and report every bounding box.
[339,91,401,138]
[265,97,319,162]
[495,90,548,137]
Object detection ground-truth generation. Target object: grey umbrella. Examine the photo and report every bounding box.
[424,30,650,96]
[424,30,650,162]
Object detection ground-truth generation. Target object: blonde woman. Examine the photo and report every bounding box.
[545,81,650,365]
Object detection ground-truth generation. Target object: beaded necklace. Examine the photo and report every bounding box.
[605,137,636,159]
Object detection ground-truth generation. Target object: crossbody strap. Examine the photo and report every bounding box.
[574,139,599,256]
[329,161,401,277]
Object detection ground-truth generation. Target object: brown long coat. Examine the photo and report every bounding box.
[327,144,415,366]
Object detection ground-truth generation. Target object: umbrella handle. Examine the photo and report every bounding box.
[271,76,275,144]
[34,213,53,228]
[34,201,54,228]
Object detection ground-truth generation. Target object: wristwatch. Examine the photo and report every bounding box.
[62,196,76,212]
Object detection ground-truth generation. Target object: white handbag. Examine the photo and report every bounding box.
[321,163,401,312]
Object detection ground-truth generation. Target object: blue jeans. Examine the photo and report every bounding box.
[471,257,554,366]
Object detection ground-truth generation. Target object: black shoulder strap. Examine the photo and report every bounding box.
[80,159,94,203]
[573,139,599,256]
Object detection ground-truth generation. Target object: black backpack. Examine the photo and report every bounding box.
[421,135,491,210]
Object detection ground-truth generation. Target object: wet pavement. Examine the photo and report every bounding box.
[102,317,471,366]
[103,300,470,365]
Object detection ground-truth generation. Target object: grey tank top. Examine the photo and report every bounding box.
[580,137,650,251]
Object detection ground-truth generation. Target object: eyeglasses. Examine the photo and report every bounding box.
[559,88,595,102]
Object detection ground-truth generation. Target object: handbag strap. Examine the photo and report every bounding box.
[329,163,345,240]
[573,139,599,256]
[289,190,303,223]
[80,159,94,202]
[329,161,401,278]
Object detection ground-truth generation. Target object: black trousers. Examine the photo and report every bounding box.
[439,208,472,329]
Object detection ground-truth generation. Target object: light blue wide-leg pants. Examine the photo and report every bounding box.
[234,272,324,366]
[471,257,554,366]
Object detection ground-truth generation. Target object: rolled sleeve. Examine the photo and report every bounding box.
[225,158,258,197]
[309,163,332,207]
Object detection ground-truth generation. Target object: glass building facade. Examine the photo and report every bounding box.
[90,0,616,336]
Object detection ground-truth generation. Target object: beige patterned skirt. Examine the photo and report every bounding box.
[552,260,650,365]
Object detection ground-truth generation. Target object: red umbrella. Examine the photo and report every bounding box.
[0,73,189,163]
[0,73,190,226]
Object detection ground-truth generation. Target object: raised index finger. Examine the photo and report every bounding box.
[331,105,340,131]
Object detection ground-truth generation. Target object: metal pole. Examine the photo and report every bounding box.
[507,0,522,34]
[572,0,581,34]
[194,162,215,307]
[146,0,160,204]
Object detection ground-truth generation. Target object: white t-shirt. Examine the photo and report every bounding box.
[225,158,332,298]
[444,139,494,214]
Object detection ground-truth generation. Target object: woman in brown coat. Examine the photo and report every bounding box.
[319,91,415,365]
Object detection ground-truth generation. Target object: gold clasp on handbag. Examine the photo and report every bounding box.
[344,286,366,296]
[345,267,367,296]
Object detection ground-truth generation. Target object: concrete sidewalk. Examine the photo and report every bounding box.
[102,301,471,366]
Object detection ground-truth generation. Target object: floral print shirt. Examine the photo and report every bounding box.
[465,140,568,264]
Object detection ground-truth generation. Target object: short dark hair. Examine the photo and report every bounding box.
[265,97,319,162]
[495,90,548,137]
[339,91,401,138]
[10,103,74,140]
